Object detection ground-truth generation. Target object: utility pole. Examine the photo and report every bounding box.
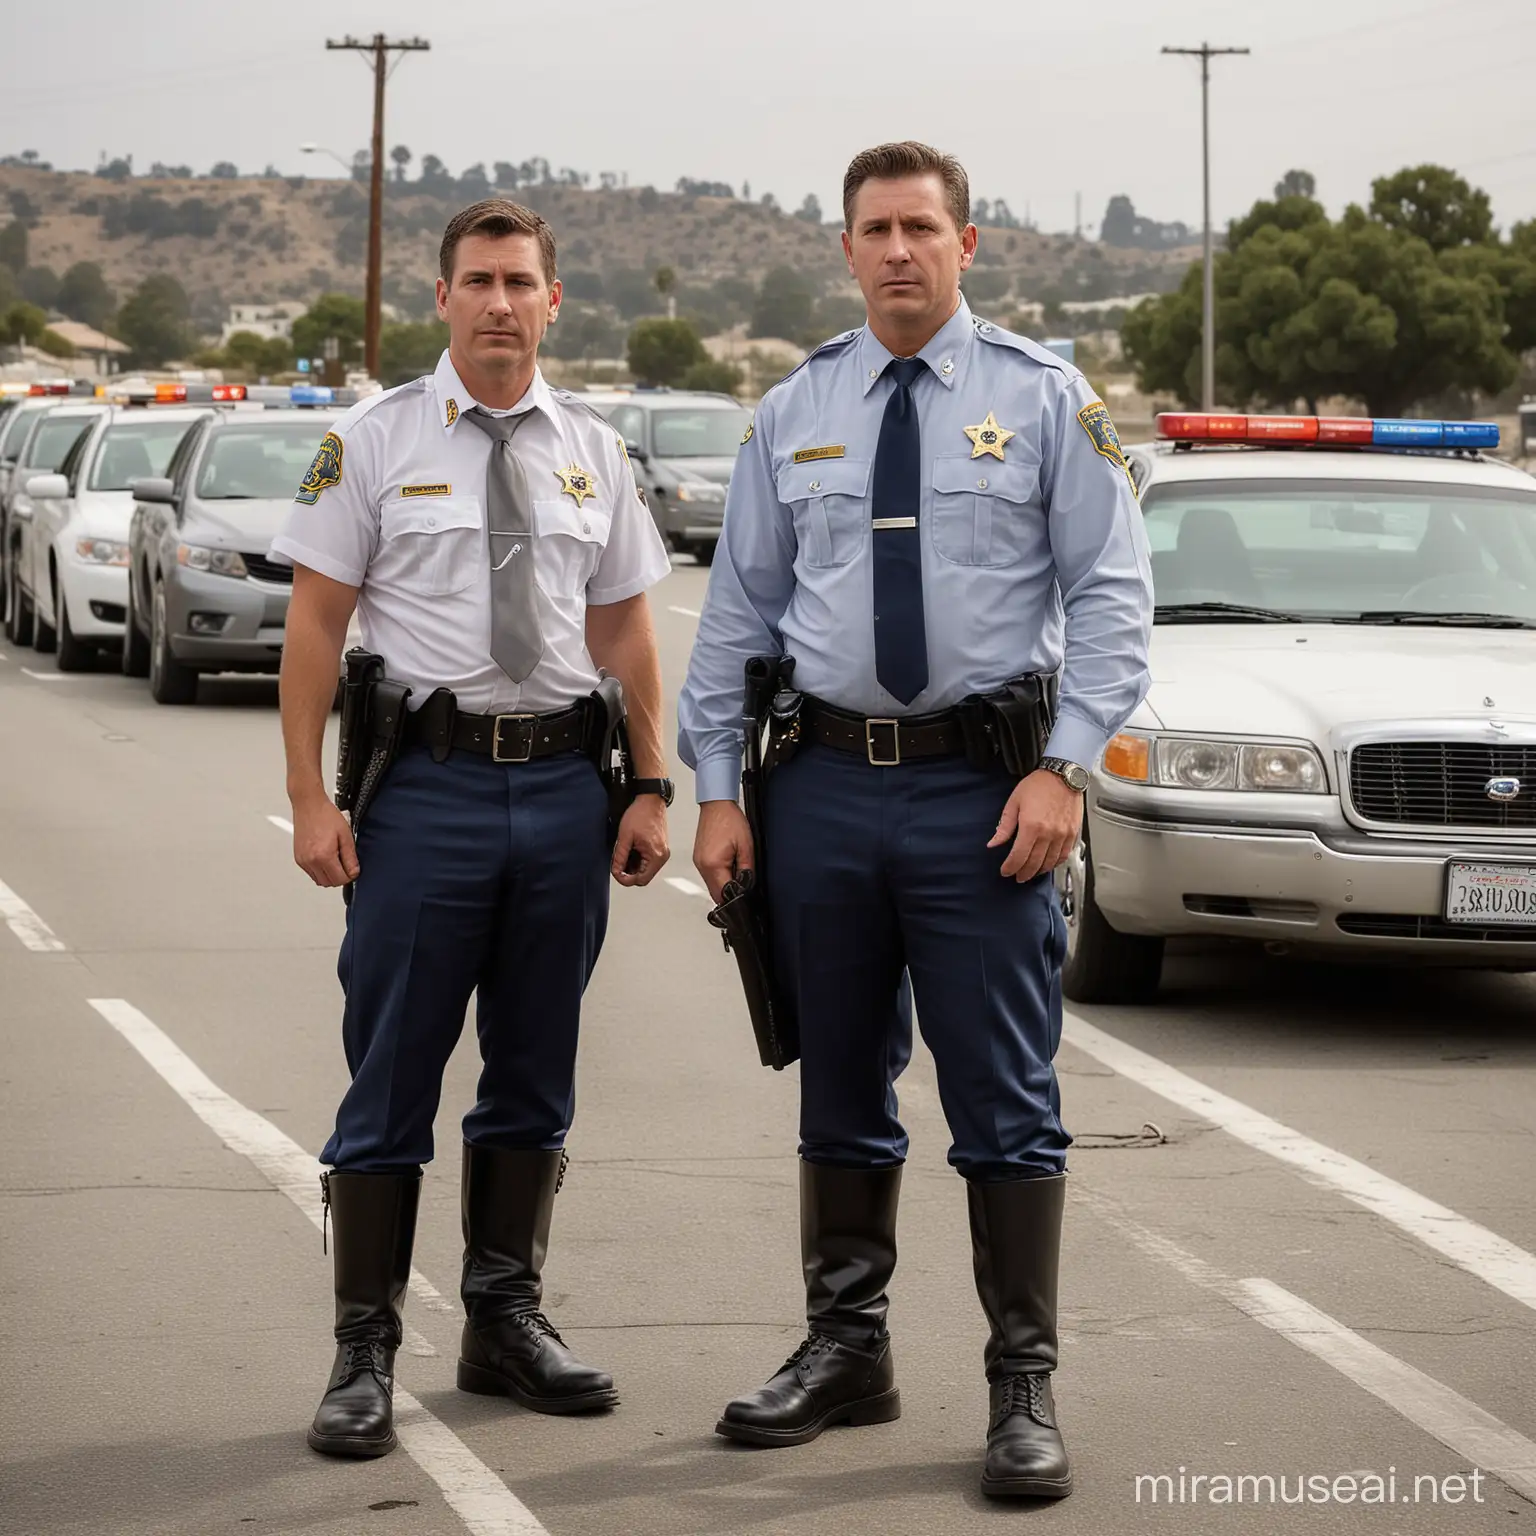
[325,33,430,380]
[1162,41,1249,410]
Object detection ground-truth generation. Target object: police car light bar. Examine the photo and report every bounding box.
[1155,413,1499,449]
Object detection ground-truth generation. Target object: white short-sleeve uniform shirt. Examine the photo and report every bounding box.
[269,351,671,715]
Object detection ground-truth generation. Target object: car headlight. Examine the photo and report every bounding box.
[75,537,131,567]
[1102,733,1327,793]
[674,482,725,504]
[177,543,248,578]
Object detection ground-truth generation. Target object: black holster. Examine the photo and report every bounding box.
[586,672,633,845]
[336,647,411,906]
[956,672,1057,778]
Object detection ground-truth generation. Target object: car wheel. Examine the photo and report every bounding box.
[4,552,33,647]
[121,571,150,678]
[1056,827,1164,1004]
[692,542,716,567]
[148,579,197,705]
[32,579,57,655]
[54,578,94,672]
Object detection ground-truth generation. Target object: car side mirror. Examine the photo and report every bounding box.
[23,472,69,500]
[131,476,178,505]
[625,439,647,464]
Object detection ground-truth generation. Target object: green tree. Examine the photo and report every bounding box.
[795,193,823,225]
[221,329,293,377]
[750,265,816,340]
[627,317,706,385]
[0,219,27,275]
[1369,165,1492,251]
[292,294,367,366]
[37,328,76,358]
[55,261,115,330]
[114,275,196,366]
[379,319,448,386]
[1273,169,1316,200]
[391,145,412,184]
[1,301,49,345]
[679,357,742,394]
[0,265,17,312]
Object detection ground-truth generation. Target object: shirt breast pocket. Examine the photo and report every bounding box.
[930,455,1041,568]
[775,458,871,569]
[380,495,483,595]
[533,498,612,598]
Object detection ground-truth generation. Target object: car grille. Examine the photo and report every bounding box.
[1348,742,1536,830]
[243,553,293,585]
[1336,913,1536,943]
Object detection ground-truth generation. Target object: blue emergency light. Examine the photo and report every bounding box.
[289,384,335,405]
[1156,413,1500,450]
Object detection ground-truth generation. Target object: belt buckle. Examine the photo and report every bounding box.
[865,718,901,767]
[492,713,537,764]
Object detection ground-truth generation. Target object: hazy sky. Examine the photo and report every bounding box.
[3,0,1533,237]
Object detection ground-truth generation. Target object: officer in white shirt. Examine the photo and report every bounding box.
[270,199,674,1461]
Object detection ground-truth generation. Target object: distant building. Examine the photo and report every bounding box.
[46,321,131,377]
[221,301,307,345]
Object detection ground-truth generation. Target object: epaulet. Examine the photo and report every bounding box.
[762,327,863,399]
[335,375,426,432]
[971,316,1080,377]
[550,387,617,429]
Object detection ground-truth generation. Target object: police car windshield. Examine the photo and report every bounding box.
[650,407,751,458]
[25,415,98,472]
[1142,480,1536,624]
[90,418,199,491]
[197,421,337,501]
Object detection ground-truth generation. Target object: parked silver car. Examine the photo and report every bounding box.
[1060,412,1536,1002]
[125,408,339,703]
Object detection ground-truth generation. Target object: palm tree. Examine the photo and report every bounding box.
[390,145,412,185]
[653,265,677,321]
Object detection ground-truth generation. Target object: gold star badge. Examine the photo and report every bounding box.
[555,464,598,507]
[964,411,1015,461]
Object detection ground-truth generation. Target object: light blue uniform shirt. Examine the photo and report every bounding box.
[677,298,1154,803]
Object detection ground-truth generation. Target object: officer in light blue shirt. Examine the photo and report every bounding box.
[678,142,1152,1502]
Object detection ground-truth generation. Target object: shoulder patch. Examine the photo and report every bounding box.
[741,418,754,445]
[295,430,344,505]
[1078,400,1130,476]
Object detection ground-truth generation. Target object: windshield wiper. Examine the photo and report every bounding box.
[1154,602,1301,623]
[1342,610,1536,630]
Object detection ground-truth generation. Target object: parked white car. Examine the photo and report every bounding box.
[1060,413,1536,1002]
[16,405,212,668]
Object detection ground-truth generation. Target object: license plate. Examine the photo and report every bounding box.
[1443,861,1536,925]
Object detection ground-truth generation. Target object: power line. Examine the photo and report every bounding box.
[324,34,430,380]
[1162,42,1250,411]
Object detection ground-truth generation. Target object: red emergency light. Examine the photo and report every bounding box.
[28,381,72,396]
[1154,413,1491,448]
[149,383,247,403]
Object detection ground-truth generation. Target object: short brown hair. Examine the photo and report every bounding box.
[439,199,557,286]
[842,141,970,233]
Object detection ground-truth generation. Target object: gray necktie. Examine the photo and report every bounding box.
[461,405,543,682]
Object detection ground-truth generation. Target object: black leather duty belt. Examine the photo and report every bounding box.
[401,700,592,764]
[801,696,967,766]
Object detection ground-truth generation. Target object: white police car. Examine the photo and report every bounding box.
[1060,412,1536,1002]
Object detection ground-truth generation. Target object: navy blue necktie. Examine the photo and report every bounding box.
[871,356,929,705]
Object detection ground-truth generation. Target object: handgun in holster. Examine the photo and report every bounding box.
[586,672,633,847]
[956,672,1058,778]
[336,647,411,905]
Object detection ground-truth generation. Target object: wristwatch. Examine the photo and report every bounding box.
[1039,757,1090,793]
[631,777,676,806]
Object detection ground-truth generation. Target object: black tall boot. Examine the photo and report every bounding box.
[456,1144,618,1414]
[969,1173,1072,1499]
[716,1161,903,1447]
[308,1170,421,1459]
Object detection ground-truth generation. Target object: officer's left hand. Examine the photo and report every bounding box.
[611,797,670,887]
[988,770,1083,883]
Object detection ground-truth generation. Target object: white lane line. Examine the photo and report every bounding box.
[86,998,551,1536]
[1065,1013,1536,1314]
[0,877,66,952]
[667,605,701,619]
[21,668,80,681]
[664,876,707,898]
[1082,1190,1536,1504]
[267,815,294,834]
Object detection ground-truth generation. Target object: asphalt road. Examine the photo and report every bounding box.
[2,559,1534,1536]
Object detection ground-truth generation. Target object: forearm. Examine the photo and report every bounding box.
[279,578,353,806]
[588,597,665,777]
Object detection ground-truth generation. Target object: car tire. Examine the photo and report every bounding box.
[1056,826,1164,1004]
[54,578,93,672]
[121,572,150,678]
[692,542,716,567]
[32,584,57,655]
[148,579,197,705]
[4,553,33,647]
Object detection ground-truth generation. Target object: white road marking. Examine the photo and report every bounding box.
[267,815,294,834]
[1080,1189,1536,1504]
[21,668,79,681]
[667,605,701,619]
[664,876,707,898]
[1065,1013,1536,1314]
[86,998,551,1536]
[0,877,66,952]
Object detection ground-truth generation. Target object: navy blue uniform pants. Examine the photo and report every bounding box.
[321,746,610,1174]
[766,744,1070,1180]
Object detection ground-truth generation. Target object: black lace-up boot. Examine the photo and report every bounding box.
[968,1173,1072,1499]
[308,1170,421,1459]
[456,1144,618,1414]
[716,1160,903,1447]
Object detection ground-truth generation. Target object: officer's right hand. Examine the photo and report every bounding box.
[292,794,361,887]
[693,800,754,905]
